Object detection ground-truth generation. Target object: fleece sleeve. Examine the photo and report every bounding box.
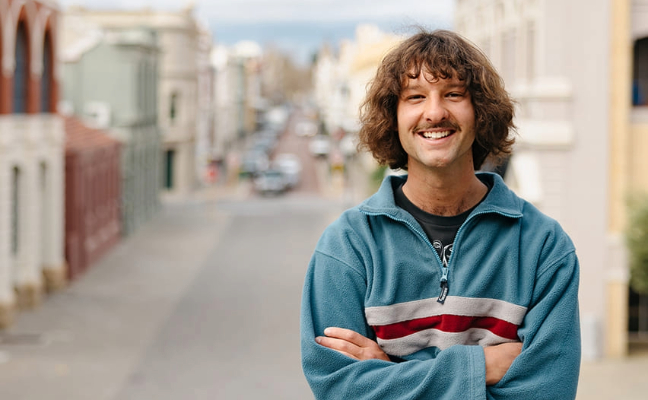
[487,250,581,400]
[301,250,488,400]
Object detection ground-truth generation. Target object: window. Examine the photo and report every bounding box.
[40,162,48,262]
[13,21,28,113]
[633,37,648,106]
[41,31,53,112]
[164,149,175,189]
[11,167,20,255]
[138,61,145,114]
[169,92,179,124]
[628,287,648,337]
[0,20,4,112]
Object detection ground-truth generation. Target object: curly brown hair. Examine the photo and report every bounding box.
[357,29,516,170]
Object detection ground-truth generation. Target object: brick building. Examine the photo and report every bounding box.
[64,116,121,280]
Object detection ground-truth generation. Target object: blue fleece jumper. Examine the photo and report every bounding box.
[301,172,581,399]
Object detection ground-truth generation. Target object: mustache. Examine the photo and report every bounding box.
[413,121,460,132]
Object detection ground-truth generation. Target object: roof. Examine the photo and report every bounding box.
[64,116,120,153]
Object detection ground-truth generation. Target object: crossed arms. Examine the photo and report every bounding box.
[316,327,522,386]
[301,250,581,399]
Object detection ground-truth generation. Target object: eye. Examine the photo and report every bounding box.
[406,94,424,101]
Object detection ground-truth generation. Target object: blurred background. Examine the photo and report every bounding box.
[0,0,647,398]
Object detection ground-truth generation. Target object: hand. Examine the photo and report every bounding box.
[315,327,390,362]
[484,342,522,385]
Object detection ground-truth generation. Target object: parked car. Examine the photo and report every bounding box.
[240,150,269,177]
[253,169,288,195]
[295,120,318,137]
[309,135,331,158]
[249,133,277,155]
[273,153,302,188]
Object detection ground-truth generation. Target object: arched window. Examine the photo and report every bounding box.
[633,37,648,106]
[41,31,53,112]
[13,21,28,113]
[0,17,4,111]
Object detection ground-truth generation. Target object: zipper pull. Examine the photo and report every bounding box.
[437,266,449,304]
[437,280,449,304]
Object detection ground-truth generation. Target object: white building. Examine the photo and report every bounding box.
[210,41,264,181]
[313,25,404,176]
[195,22,215,185]
[211,44,240,163]
[0,0,66,327]
[315,25,403,136]
[455,0,614,359]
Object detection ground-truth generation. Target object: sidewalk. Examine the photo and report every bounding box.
[577,344,648,399]
[0,191,235,400]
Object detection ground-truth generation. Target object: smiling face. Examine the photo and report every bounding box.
[396,70,476,175]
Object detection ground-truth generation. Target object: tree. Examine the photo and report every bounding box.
[626,196,648,294]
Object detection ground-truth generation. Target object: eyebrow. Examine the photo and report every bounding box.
[401,81,467,92]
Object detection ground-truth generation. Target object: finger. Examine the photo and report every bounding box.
[323,327,374,347]
[316,336,361,357]
[315,336,360,354]
[316,335,390,362]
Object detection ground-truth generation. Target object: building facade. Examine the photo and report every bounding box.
[608,0,648,356]
[211,44,241,170]
[456,0,648,359]
[61,15,161,236]
[195,23,215,185]
[0,0,66,327]
[313,25,405,179]
[211,41,265,181]
[154,8,200,196]
[314,25,403,136]
[63,5,206,198]
[64,116,121,280]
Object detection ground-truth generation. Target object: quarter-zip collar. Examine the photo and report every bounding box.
[359,172,524,304]
[359,172,524,223]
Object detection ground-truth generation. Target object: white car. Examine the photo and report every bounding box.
[295,121,318,137]
[253,169,288,195]
[309,135,331,157]
[273,153,302,188]
[240,150,269,177]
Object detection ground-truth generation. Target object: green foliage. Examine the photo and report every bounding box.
[626,196,648,294]
[370,165,388,192]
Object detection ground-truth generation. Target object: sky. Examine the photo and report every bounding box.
[59,0,455,65]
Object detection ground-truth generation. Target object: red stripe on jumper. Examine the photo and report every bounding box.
[372,314,520,341]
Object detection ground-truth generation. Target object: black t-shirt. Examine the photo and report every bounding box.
[394,181,489,266]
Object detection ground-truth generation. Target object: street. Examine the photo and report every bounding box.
[1,125,648,399]
[0,184,347,399]
[0,115,355,399]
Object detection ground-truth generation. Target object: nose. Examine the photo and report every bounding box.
[423,97,448,124]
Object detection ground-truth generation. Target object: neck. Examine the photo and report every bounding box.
[402,164,487,216]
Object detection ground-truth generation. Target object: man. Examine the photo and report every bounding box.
[300,29,581,399]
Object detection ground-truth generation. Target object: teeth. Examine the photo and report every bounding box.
[421,130,451,139]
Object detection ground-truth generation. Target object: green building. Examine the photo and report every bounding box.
[62,24,161,236]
